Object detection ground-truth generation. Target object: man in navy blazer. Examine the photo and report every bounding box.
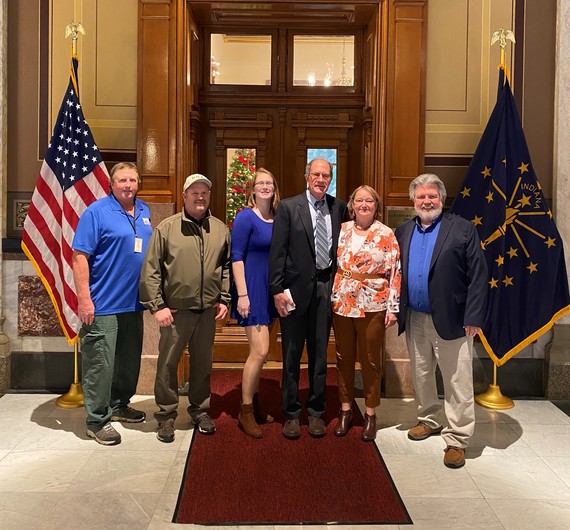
[395,173,488,468]
[269,158,346,439]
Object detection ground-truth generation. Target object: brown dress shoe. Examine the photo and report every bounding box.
[308,415,326,438]
[334,409,353,437]
[408,421,443,441]
[443,446,465,468]
[253,393,274,424]
[282,418,301,439]
[238,403,262,438]
[361,413,377,442]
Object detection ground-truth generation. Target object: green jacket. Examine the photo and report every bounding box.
[139,209,231,312]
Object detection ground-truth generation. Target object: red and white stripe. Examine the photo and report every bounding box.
[21,161,109,344]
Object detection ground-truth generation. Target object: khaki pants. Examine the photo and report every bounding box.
[405,310,475,448]
[333,311,385,409]
[154,308,216,421]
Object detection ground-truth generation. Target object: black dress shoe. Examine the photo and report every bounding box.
[362,413,377,442]
[308,415,326,438]
[334,408,353,437]
[282,418,301,439]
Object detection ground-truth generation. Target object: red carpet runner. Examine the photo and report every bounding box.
[174,369,412,525]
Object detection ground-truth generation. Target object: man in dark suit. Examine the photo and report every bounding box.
[395,173,488,468]
[269,158,347,439]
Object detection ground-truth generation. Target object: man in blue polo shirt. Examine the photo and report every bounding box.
[395,173,487,469]
[72,162,153,445]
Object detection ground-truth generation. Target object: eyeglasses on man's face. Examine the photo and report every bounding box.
[310,172,331,179]
[353,198,375,205]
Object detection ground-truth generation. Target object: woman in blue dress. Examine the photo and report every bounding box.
[231,168,280,438]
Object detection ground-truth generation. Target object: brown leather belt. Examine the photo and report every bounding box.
[336,268,383,281]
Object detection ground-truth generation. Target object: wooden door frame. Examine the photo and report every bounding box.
[137,0,428,209]
[136,0,427,383]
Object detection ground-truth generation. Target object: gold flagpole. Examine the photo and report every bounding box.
[56,21,86,409]
[474,28,516,411]
[56,343,84,408]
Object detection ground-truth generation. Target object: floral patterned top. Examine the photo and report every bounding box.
[331,220,401,318]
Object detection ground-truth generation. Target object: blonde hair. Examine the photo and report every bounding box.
[110,162,140,185]
[247,168,280,213]
[347,185,382,221]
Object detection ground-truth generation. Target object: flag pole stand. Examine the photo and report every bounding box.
[475,363,514,409]
[56,343,84,408]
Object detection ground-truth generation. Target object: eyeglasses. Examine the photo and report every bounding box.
[310,172,331,179]
[254,181,274,188]
[188,191,210,198]
[353,198,375,205]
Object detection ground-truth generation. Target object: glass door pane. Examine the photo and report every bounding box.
[307,148,337,197]
[226,148,257,228]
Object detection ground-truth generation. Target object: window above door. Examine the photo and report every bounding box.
[206,31,358,93]
[210,34,272,86]
[292,35,354,88]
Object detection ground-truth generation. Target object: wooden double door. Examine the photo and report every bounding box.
[136,0,429,364]
[201,104,363,362]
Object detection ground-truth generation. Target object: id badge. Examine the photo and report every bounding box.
[134,237,143,253]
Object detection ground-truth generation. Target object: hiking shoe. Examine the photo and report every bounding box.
[87,423,121,445]
[444,446,465,468]
[192,413,216,435]
[111,406,146,423]
[408,421,443,441]
[157,418,175,443]
[282,418,301,440]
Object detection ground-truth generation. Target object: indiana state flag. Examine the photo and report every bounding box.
[451,69,570,365]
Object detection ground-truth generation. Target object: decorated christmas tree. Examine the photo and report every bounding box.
[226,148,256,228]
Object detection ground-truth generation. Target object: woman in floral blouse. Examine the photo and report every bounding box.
[331,185,401,441]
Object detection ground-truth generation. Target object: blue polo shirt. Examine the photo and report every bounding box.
[72,194,153,315]
[407,215,442,313]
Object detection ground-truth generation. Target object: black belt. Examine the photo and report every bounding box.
[316,267,332,281]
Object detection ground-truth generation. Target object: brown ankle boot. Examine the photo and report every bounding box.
[253,393,274,424]
[238,403,262,438]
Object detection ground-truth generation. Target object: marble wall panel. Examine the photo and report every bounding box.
[18,276,62,336]
[3,259,69,352]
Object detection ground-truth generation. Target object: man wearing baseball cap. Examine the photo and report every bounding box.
[140,173,231,442]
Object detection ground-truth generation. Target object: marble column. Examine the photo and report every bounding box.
[0,0,11,394]
[555,0,570,279]
[546,0,570,399]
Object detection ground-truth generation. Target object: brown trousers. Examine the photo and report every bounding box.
[332,311,386,409]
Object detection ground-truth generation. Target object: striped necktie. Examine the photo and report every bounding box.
[314,199,329,269]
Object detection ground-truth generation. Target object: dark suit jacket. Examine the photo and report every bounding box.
[269,192,347,315]
[395,212,488,340]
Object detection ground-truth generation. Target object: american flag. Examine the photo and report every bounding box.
[21,56,110,344]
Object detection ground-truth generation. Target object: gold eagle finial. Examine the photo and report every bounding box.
[65,22,86,56]
[491,28,515,48]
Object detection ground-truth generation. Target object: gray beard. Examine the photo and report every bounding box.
[416,207,442,224]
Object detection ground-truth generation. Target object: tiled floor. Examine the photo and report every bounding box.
[1,392,570,529]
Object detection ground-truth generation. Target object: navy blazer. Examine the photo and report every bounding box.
[395,212,488,340]
[269,192,347,316]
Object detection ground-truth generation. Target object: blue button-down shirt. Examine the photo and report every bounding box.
[407,215,442,313]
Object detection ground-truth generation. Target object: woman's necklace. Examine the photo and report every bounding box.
[354,221,373,231]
